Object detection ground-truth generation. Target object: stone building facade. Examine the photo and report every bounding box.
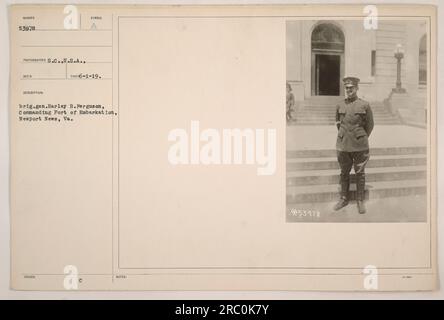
[286,19,428,120]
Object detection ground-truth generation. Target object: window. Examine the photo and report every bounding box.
[419,34,427,85]
[371,50,376,76]
[311,23,345,52]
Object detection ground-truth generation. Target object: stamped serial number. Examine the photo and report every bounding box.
[290,208,321,218]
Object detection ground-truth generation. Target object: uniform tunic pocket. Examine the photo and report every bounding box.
[353,127,367,138]
[338,127,345,139]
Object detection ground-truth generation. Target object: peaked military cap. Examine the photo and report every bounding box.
[343,77,360,86]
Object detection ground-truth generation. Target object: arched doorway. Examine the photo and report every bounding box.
[311,23,345,96]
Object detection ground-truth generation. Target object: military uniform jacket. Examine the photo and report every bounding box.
[335,97,374,152]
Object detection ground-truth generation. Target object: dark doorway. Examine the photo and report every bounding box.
[311,23,345,96]
[315,54,340,96]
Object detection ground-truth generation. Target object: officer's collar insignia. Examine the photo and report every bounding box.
[345,96,358,103]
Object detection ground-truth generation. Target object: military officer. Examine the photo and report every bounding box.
[334,77,374,214]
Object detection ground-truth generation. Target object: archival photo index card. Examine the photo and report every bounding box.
[9,4,437,291]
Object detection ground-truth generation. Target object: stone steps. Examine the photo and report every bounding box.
[290,122,400,126]
[286,145,427,204]
[293,116,401,124]
[295,111,393,116]
[287,179,426,203]
[287,146,426,158]
[287,154,426,171]
[287,165,426,186]
[291,119,402,125]
[293,114,398,119]
[297,105,388,110]
[299,104,386,109]
[292,99,401,126]
[298,102,385,107]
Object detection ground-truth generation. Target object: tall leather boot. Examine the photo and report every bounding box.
[356,173,366,214]
[334,174,350,211]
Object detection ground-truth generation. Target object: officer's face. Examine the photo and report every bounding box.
[345,85,358,98]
